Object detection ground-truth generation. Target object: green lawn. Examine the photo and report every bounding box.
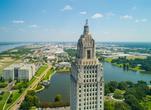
[130,66,143,71]
[5,90,21,109]
[0,92,10,110]
[43,69,55,80]
[105,58,113,63]
[35,64,48,77]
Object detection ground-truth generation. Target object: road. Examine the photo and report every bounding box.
[7,64,51,110]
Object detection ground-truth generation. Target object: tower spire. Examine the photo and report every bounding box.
[85,19,88,26]
[83,19,89,35]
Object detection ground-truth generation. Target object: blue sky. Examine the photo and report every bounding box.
[0,0,151,42]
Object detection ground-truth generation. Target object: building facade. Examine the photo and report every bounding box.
[70,20,104,110]
[3,64,35,81]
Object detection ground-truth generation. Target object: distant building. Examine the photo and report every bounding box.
[56,52,69,62]
[3,63,35,81]
[70,20,104,110]
[55,62,71,68]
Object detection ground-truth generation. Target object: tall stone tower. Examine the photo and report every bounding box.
[70,20,104,110]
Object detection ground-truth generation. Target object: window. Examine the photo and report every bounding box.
[87,50,91,59]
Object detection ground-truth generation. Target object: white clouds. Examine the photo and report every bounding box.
[120,15,133,20]
[61,5,72,11]
[12,20,25,24]
[80,11,87,15]
[29,24,39,28]
[92,13,104,19]
[135,18,148,23]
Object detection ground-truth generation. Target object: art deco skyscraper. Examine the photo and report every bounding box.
[70,20,104,110]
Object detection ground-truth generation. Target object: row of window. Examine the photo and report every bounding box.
[84,79,97,83]
[84,74,97,78]
[79,88,102,92]
[84,70,97,74]
[78,104,102,110]
[84,65,98,69]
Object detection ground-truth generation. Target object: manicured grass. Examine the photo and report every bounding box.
[0,92,10,110]
[5,90,21,109]
[130,66,142,71]
[35,64,48,77]
[105,58,113,63]
[35,84,45,92]
[43,69,55,80]
[12,90,21,101]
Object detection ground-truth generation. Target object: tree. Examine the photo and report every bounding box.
[105,83,111,95]
[20,90,40,109]
[118,82,128,90]
[115,102,131,110]
[113,89,124,99]
[104,100,115,110]
[54,94,62,102]
[125,94,144,110]
[108,81,118,92]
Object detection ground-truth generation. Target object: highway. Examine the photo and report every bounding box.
[7,64,51,110]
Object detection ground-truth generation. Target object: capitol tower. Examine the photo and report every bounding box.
[70,20,104,110]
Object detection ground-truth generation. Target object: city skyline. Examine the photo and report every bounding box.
[0,0,151,42]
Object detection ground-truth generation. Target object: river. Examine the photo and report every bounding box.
[0,42,28,53]
[36,62,151,103]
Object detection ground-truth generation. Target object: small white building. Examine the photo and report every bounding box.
[55,62,71,68]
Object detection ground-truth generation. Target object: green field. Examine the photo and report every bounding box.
[5,90,21,109]
[43,69,55,81]
[0,92,10,110]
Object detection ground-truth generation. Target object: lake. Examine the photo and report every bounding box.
[36,62,151,103]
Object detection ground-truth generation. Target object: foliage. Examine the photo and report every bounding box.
[64,49,76,58]
[0,82,7,88]
[0,96,2,101]
[105,100,131,110]
[40,102,69,108]
[54,94,62,102]
[105,80,150,110]
[13,82,28,90]
[113,89,124,99]
[20,90,40,109]
[0,92,10,110]
[104,100,115,110]
[111,57,151,72]
[7,94,13,103]
[114,102,131,110]
[125,94,144,110]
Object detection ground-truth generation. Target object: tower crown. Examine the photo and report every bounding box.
[77,20,96,60]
